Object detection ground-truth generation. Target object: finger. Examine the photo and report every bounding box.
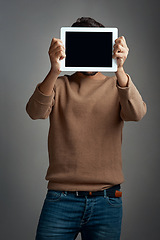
[115,36,129,50]
[115,39,127,49]
[113,46,128,55]
[50,37,58,46]
[115,36,126,44]
[55,49,66,59]
[49,43,65,52]
[52,41,64,50]
[112,52,126,59]
[49,43,65,55]
[55,46,65,56]
[50,38,64,48]
[113,44,124,53]
[113,44,129,54]
[50,37,62,44]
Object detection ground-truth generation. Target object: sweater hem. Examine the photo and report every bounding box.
[47,181,124,192]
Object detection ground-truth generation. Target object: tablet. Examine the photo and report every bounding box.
[60,27,118,72]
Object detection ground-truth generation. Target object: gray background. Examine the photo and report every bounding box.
[1,0,160,239]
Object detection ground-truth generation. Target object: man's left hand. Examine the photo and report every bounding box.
[112,36,129,69]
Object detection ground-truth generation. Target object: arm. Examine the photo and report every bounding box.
[116,74,147,121]
[113,36,147,121]
[26,38,66,120]
[26,70,58,120]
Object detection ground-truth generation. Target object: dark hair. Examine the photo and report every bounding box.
[71,17,105,27]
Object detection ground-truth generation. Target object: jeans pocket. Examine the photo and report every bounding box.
[45,190,63,202]
[105,196,122,207]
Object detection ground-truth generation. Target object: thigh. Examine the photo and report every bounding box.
[35,190,80,240]
[80,196,123,240]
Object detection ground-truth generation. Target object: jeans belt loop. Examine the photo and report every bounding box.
[104,189,107,198]
[63,191,67,196]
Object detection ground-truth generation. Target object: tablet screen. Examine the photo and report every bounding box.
[65,32,112,67]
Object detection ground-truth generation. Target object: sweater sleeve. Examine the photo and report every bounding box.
[116,74,147,121]
[26,83,55,120]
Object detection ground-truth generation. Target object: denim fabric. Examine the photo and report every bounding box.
[35,189,123,240]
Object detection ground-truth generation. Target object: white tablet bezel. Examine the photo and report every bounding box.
[60,27,118,72]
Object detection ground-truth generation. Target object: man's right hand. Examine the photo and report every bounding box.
[48,38,66,75]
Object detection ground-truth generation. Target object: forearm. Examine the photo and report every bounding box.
[117,74,147,121]
[26,68,58,120]
[38,69,60,95]
[115,67,129,87]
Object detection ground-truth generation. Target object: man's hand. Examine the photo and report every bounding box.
[113,36,129,69]
[38,38,66,96]
[48,38,66,74]
[113,36,129,87]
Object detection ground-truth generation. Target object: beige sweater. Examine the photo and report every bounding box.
[26,74,147,191]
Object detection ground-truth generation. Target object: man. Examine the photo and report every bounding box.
[26,17,147,240]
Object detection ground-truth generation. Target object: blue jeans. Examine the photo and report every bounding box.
[35,188,123,240]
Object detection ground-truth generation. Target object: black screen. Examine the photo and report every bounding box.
[65,32,112,67]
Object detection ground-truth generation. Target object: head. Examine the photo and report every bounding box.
[71,17,105,76]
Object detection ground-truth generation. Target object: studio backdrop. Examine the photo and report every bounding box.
[1,0,160,239]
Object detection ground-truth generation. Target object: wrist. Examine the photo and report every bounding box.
[50,68,61,76]
[115,67,129,87]
[116,66,124,74]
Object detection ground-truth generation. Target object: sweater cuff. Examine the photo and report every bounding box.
[116,73,132,97]
[32,83,55,105]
